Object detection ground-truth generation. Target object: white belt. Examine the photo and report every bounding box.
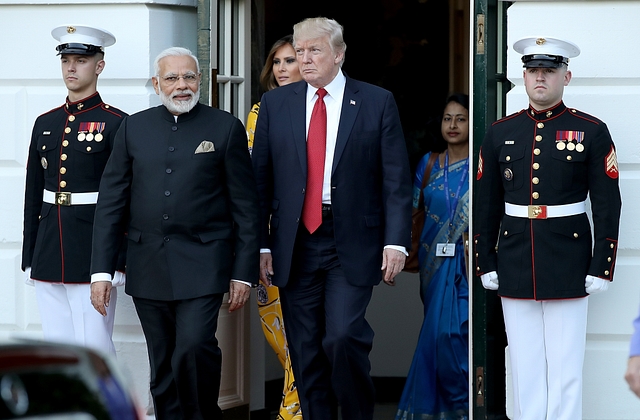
[505,201,586,219]
[43,189,98,206]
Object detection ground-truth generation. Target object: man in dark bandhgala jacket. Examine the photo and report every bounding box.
[90,47,259,420]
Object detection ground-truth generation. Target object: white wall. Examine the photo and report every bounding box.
[0,1,197,414]
[507,2,640,418]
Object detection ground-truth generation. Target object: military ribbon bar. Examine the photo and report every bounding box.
[556,130,585,143]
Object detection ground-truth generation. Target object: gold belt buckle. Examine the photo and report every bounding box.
[55,192,71,206]
[528,205,547,219]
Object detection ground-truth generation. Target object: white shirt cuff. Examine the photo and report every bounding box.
[385,245,408,256]
[91,272,112,283]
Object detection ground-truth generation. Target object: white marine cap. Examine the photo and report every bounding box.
[513,36,580,68]
[51,25,116,55]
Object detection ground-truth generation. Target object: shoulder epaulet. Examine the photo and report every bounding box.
[566,107,603,125]
[491,108,526,126]
[101,103,128,118]
[38,104,65,118]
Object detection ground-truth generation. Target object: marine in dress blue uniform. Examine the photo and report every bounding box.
[475,37,621,420]
[21,25,127,356]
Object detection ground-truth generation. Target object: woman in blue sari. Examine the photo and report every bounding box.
[397,93,470,420]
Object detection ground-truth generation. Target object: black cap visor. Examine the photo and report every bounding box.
[56,43,103,56]
[522,54,568,68]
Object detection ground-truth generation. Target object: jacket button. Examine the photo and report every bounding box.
[604,270,610,276]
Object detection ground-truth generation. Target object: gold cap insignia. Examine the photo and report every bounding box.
[536,38,546,46]
[67,26,76,34]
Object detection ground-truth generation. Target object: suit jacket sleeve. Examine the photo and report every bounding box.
[223,118,260,282]
[91,118,132,276]
[379,90,412,249]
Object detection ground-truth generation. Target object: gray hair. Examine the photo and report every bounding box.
[154,47,200,76]
[293,17,347,66]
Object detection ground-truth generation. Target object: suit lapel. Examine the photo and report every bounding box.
[333,77,360,173]
[290,82,308,177]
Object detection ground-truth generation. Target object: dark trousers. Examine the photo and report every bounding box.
[280,216,375,420]
[133,294,224,420]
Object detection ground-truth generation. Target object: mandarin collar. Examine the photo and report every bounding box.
[65,92,102,114]
[528,101,566,121]
[160,102,202,123]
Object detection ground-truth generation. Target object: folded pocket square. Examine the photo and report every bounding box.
[195,140,215,154]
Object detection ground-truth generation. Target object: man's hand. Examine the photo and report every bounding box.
[228,281,251,313]
[381,248,406,286]
[625,355,640,398]
[585,275,609,295]
[90,281,113,316]
[480,271,499,290]
[260,253,274,286]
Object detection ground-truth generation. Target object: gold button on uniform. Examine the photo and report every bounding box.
[533,162,540,170]
[68,115,75,122]
[60,180,67,188]
[567,156,572,161]
[532,177,539,184]
[535,135,542,141]
[537,122,544,129]
[534,148,541,155]
[573,233,579,238]
[62,140,69,147]
[607,257,612,262]
[610,243,615,249]
[64,127,71,134]
[506,156,511,161]
[604,270,610,276]
[60,167,66,174]
[86,146,92,152]
[532,192,539,199]
[61,154,67,161]
[503,231,508,236]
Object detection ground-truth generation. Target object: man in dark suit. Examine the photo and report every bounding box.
[252,17,412,420]
[90,47,259,420]
[475,37,621,419]
[22,24,127,357]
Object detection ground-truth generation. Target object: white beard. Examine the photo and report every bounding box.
[160,87,200,114]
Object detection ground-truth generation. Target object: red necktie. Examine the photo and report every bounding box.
[302,88,327,234]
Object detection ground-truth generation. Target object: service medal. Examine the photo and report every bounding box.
[556,142,566,151]
[77,132,86,141]
[567,142,576,151]
[86,133,94,142]
[576,143,584,152]
[95,133,103,142]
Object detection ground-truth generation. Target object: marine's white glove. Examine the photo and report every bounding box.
[24,267,34,287]
[112,271,126,287]
[480,271,499,290]
[585,275,609,295]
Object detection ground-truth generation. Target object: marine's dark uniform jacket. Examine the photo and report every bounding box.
[21,92,127,283]
[474,101,621,300]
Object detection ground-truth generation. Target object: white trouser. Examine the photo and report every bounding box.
[34,281,117,357]
[501,297,588,420]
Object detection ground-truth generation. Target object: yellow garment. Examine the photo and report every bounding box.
[257,284,302,419]
[248,102,302,419]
